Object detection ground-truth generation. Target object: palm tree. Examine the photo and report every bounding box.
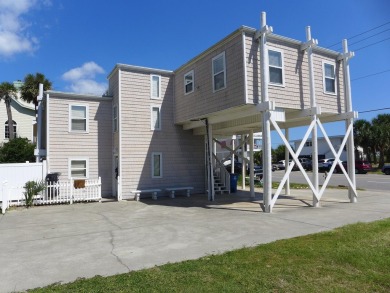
[371,114,390,168]
[0,82,17,140]
[20,73,52,108]
[354,119,373,161]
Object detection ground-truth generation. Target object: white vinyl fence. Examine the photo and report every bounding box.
[1,177,102,213]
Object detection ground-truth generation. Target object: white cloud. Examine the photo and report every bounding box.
[62,62,107,96]
[62,62,105,81]
[0,0,40,57]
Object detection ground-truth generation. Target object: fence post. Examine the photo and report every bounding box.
[1,181,8,214]
[70,178,73,204]
[98,177,102,202]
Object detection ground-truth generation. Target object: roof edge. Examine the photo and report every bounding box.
[108,64,174,80]
[45,90,112,101]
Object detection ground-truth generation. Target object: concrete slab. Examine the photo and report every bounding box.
[0,188,389,292]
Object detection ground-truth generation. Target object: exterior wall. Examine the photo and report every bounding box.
[174,31,246,124]
[245,31,345,113]
[294,136,347,161]
[0,99,35,144]
[118,68,205,196]
[46,94,113,196]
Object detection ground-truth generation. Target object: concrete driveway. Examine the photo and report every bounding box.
[0,188,389,292]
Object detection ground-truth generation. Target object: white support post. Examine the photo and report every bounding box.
[249,130,255,197]
[342,39,357,203]
[284,128,290,195]
[241,134,246,189]
[305,26,320,207]
[206,120,215,201]
[36,83,44,162]
[231,136,235,174]
[259,12,273,212]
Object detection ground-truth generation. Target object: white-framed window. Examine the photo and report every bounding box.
[212,52,226,92]
[152,152,162,178]
[151,105,161,130]
[68,158,89,179]
[69,104,89,133]
[150,75,161,99]
[268,48,284,86]
[184,70,194,94]
[113,105,118,132]
[323,61,336,94]
[4,120,17,139]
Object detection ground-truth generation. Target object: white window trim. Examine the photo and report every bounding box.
[322,60,337,95]
[268,47,285,87]
[150,105,162,131]
[151,152,163,178]
[212,52,226,92]
[4,120,17,139]
[68,157,89,179]
[113,105,118,133]
[69,104,89,133]
[184,70,194,95]
[150,74,161,99]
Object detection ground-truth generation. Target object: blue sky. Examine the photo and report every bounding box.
[0,0,389,145]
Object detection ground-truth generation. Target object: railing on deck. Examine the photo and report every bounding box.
[1,177,101,214]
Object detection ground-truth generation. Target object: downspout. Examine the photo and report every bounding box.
[36,83,43,162]
[118,69,123,201]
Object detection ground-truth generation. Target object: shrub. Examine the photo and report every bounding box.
[23,180,45,207]
[0,137,35,163]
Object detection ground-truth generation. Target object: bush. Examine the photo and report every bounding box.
[0,137,35,163]
[23,180,45,207]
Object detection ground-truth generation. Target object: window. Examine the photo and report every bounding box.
[305,141,312,147]
[152,152,162,178]
[4,120,16,139]
[69,105,88,132]
[184,70,194,94]
[69,158,88,179]
[212,52,226,91]
[268,49,284,85]
[113,105,118,132]
[151,106,161,130]
[151,75,161,99]
[323,62,336,94]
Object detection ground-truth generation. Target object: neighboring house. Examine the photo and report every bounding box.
[39,20,355,201]
[0,81,36,144]
[292,136,364,161]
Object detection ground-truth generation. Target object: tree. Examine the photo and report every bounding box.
[272,145,286,162]
[0,137,36,163]
[0,82,17,140]
[371,114,390,167]
[20,73,52,107]
[354,119,373,162]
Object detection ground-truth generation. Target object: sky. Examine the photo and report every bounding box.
[0,0,389,145]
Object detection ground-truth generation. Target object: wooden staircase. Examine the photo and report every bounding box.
[213,172,230,194]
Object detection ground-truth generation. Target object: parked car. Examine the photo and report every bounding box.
[318,158,334,171]
[299,158,312,171]
[381,165,390,175]
[334,160,372,174]
[277,160,285,170]
[225,162,263,175]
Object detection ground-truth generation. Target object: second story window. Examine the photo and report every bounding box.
[151,105,161,130]
[184,70,194,94]
[212,52,226,91]
[113,105,118,132]
[151,75,161,99]
[323,62,336,94]
[268,49,284,85]
[69,105,88,133]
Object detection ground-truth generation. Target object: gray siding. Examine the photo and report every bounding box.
[175,32,246,124]
[119,69,205,196]
[245,32,345,113]
[47,95,112,196]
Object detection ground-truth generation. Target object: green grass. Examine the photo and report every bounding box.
[30,218,390,292]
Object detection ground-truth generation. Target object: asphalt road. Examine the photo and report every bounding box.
[272,170,390,192]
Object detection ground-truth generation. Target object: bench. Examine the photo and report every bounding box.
[165,187,194,199]
[131,189,161,201]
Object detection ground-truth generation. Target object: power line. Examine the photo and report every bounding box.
[352,69,390,81]
[348,28,390,47]
[354,36,390,51]
[326,20,390,49]
[358,107,390,114]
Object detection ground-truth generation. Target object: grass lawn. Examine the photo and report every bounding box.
[30,218,390,292]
